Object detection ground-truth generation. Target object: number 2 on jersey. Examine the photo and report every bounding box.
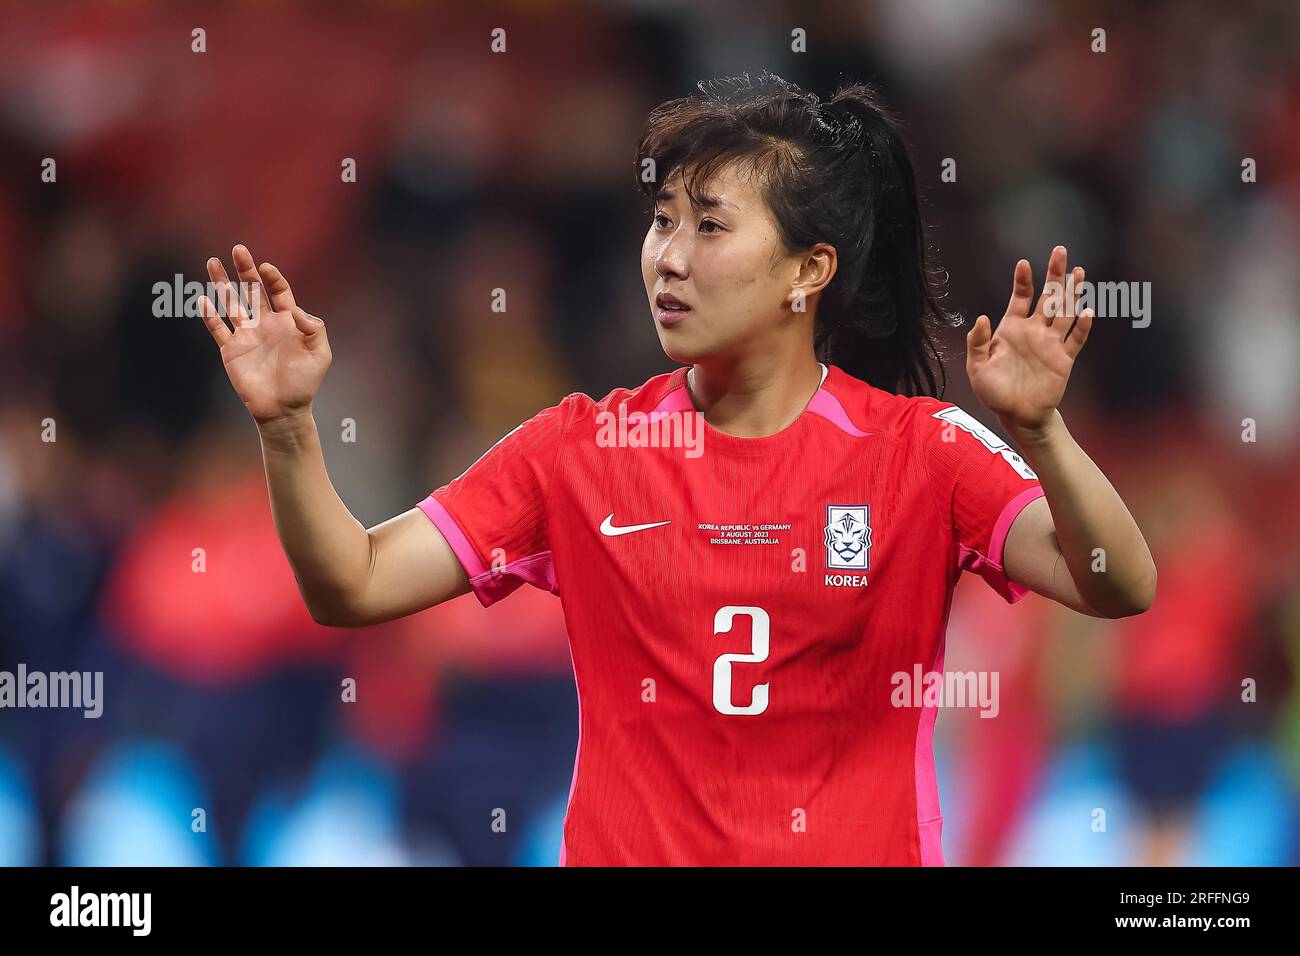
[712,605,770,716]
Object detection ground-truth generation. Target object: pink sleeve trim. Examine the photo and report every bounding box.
[418,494,487,577]
[416,493,558,608]
[990,486,1046,568]
[957,486,1045,604]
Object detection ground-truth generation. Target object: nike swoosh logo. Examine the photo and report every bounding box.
[599,514,671,537]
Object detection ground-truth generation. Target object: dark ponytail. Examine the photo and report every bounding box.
[636,71,950,397]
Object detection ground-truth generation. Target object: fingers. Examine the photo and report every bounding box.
[1048,263,1085,328]
[1063,307,1093,358]
[290,305,326,343]
[1036,245,1069,325]
[257,261,296,312]
[207,256,249,329]
[203,246,316,348]
[231,244,271,325]
[965,313,993,363]
[197,294,232,347]
[1005,259,1033,319]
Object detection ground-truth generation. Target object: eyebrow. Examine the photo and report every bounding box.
[654,187,737,210]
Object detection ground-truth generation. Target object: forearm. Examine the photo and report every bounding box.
[256,408,373,620]
[1003,409,1156,616]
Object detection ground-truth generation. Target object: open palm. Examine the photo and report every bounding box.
[198,245,331,425]
[966,245,1093,433]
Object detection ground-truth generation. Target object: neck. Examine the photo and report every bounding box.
[686,351,825,438]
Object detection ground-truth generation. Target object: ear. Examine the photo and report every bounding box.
[790,242,837,306]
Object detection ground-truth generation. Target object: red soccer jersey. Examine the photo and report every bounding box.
[418,362,1044,865]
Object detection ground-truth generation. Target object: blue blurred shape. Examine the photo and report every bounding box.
[241,743,409,866]
[0,745,39,865]
[513,789,568,866]
[1184,743,1294,866]
[59,740,217,866]
[1002,742,1139,866]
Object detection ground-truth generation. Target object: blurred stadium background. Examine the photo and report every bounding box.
[0,0,1298,865]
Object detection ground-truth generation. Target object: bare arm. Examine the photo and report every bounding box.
[968,247,1156,618]
[257,411,469,627]
[199,245,469,627]
[1001,429,1154,617]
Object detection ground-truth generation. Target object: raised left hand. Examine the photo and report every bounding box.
[966,245,1093,438]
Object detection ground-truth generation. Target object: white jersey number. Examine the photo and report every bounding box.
[712,605,770,716]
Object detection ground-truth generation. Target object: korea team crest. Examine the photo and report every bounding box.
[824,504,871,571]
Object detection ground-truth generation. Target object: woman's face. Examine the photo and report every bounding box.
[641,163,831,364]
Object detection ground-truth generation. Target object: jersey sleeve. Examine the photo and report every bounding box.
[921,403,1045,603]
[416,395,577,608]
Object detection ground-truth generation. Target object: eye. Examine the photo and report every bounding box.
[653,211,722,234]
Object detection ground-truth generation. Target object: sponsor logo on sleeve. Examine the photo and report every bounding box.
[932,406,1038,479]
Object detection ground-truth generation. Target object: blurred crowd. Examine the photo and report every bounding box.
[0,0,1298,865]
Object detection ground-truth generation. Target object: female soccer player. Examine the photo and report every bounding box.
[198,73,1155,866]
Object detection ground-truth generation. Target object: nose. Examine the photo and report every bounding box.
[653,228,689,281]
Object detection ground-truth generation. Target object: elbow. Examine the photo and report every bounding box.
[307,603,346,628]
[1102,595,1152,619]
[308,535,382,628]
[308,605,368,629]
[303,589,368,629]
[1097,562,1158,618]
[1129,559,1159,615]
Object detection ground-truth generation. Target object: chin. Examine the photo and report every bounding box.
[656,333,706,366]
[654,323,715,366]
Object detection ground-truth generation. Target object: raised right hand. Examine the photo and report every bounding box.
[198,244,332,426]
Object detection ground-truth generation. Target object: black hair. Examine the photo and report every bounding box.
[635,70,950,397]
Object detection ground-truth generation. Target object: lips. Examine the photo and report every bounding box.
[655,291,691,311]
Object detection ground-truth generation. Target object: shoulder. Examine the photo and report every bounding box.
[529,368,688,438]
[819,364,961,445]
[549,368,689,422]
[593,367,687,414]
[820,365,1030,478]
